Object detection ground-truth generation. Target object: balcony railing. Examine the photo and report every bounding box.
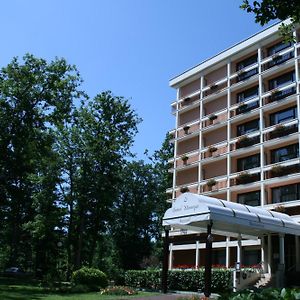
[236,135,260,149]
[233,172,260,185]
[268,163,300,179]
[267,86,296,104]
[236,101,259,115]
[267,52,294,69]
[268,124,298,140]
[237,68,258,82]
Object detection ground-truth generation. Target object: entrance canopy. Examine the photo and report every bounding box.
[163,193,300,238]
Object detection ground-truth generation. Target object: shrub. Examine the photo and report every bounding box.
[72,267,108,290]
[206,179,217,187]
[125,269,232,293]
[101,286,137,296]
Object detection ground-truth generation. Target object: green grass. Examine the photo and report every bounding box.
[0,278,159,300]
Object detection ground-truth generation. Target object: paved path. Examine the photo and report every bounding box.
[131,294,193,300]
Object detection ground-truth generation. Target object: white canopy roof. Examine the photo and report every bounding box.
[163,193,300,238]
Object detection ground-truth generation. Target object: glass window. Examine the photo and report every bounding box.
[237,119,259,136]
[269,72,295,89]
[236,54,258,71]
[267,41,292,56]
[272,183,300,203]
[237,191,261,206]
[270,106,297,125]
[237,154,260,171]
[237,86,259,103]
[271,144,299,163]
[243,249,261,266]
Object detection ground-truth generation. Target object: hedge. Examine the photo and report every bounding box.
[125,269,232,292]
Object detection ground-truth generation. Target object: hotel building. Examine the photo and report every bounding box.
[167,21,300,278]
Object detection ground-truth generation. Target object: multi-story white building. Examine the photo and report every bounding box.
[167,21,300,282]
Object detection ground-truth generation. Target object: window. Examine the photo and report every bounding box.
[237,154,260,171]
[237,191,261,206]
[272,183,300,203]
[269,72,295,90]
[243,249,261,266]
[271,144,299,163]
[270,106,297,125]
[237,86,259,103]
[237,119,259,136]
[236,54,258,71]
[267,41,292,56]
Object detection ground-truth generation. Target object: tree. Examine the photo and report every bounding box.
[0,54,83,273]
[56,91,141,275]
[241,0,300,41]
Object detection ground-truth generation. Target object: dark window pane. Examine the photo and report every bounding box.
[269,72,295,89]
[237,86,259,103]
[237,154,260,171]
[237,191,260,206]
[271,144,299,163]
[236,54,258,71]
[272,183,300,203]
[237,119,259,136]
[270,106,297,125]
[267,41,292,56]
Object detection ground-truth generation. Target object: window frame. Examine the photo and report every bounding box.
[237,154,260,171]
[271,143,299,163]
[271,183,300,204]
[269,106,297,126]
[237,190,261,206]
[237,119,259,136]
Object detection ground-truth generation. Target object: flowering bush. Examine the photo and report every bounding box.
[101,286,137,295]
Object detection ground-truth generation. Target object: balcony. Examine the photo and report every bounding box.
[235,172,260,185]
[268,124,298,140]
[201,179,227,193]
[236,101,259,115]
[267,86,296,104]
[267,52,294,69]
[236,135,260,149]
[237,68,258,82]
[268,163,300,179]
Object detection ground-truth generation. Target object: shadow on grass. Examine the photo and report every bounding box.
[0,285,48,300]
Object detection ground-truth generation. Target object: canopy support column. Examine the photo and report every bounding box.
[204,221,213,298]
[168,243,173,270]
[261,236,267,273]
[195,241,199,269]
[296,236,300,272]
[162,226,170,294]
[237,234,242,269]
[267,234,272,274]
[277,234,285,287]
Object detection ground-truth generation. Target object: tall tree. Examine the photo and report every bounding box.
[56,91,141,274]
[0,54,83,272]
[241,0,300,41]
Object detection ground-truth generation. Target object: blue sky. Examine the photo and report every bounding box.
[0,0,272,158]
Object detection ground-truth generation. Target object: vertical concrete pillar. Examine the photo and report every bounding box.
[279,235,285,266]
[168,243,173,270]
[267,234,272,274]
[261,236,267,273]
[296,236,300,272]
[237,235,242,269]
[226,237,230,268]
[195,241,199,269]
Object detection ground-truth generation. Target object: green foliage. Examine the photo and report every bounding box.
[101,286,137,296]
[125,269,232,292]
[240,0,300,42]
[72,267,108,289]
[219,288,300,300]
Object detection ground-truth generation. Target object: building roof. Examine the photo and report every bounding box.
[163,193,300,238]
[169,20,291,88]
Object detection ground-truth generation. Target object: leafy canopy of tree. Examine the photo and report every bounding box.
[241,0,300,41]
[0,54,173,281]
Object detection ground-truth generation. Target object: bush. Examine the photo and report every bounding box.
[101,286,137,296]
[72,267,108,290]
[125,269,232,293]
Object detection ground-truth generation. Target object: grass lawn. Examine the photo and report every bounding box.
[0,278,159,300]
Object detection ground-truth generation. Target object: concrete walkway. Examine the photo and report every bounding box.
[131,294,191,300]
